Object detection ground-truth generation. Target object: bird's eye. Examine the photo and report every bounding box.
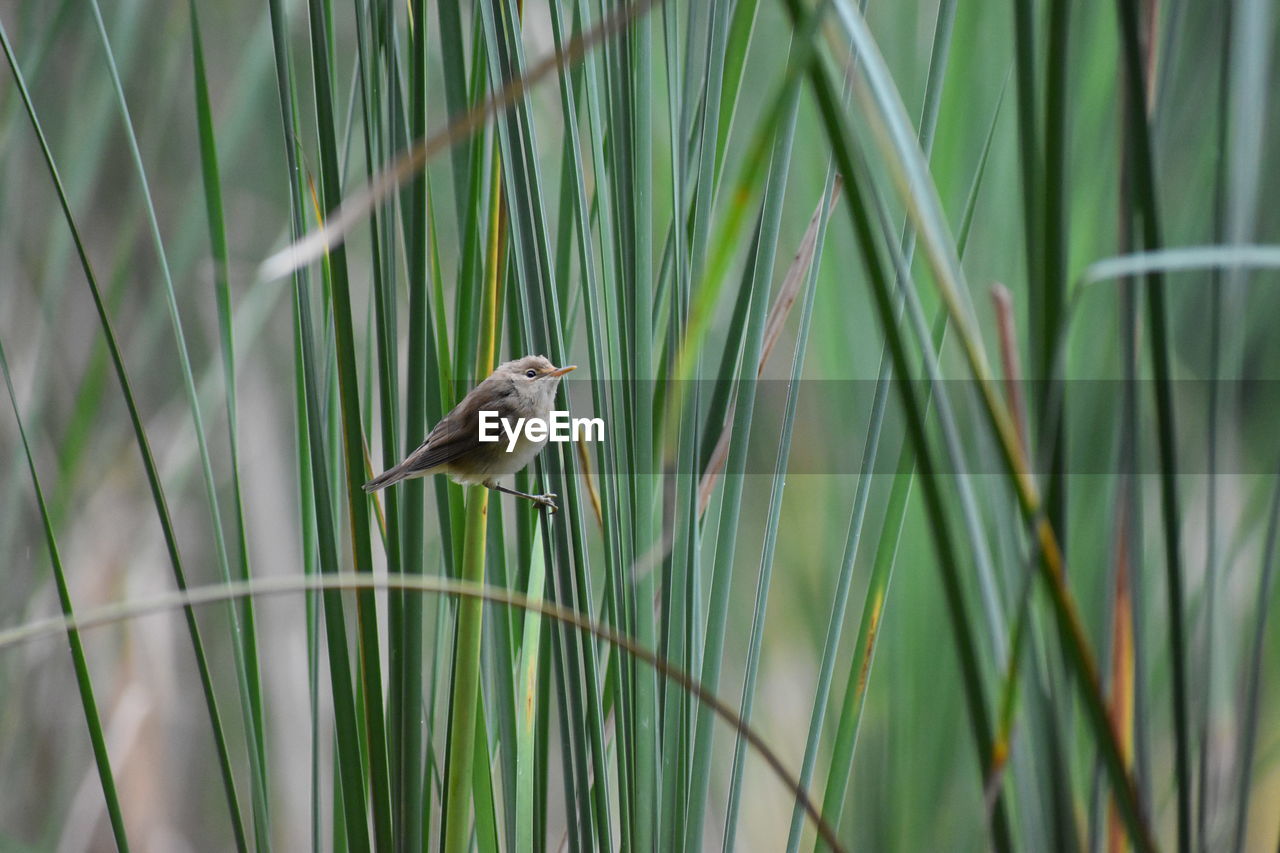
[525,369,538,378]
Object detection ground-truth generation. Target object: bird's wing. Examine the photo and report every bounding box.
[397,377,517,474]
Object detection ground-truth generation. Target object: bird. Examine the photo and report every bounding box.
[363,354,576,512]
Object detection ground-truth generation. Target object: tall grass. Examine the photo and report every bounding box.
[2,0,1280,850]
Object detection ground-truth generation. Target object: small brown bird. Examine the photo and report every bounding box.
[363,355,576,512]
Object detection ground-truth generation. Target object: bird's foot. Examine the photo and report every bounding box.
[532,492,558,513]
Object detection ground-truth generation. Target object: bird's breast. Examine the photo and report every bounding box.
[446,427,548,484]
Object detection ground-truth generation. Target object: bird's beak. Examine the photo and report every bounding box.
[548,364,577,377]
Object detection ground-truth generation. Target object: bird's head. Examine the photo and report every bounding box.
[495,355,576,407]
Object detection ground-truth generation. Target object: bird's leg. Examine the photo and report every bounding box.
[484,480,558,513]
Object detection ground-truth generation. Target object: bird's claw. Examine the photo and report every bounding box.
[534,493,558,513]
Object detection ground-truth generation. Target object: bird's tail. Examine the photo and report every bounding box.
[363,466,406,492]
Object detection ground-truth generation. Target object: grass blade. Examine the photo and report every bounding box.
[303,1,394,846]
[442,120,504,853]
[0,335,130,852]
[1231,470,1280,851]
[1115,0,1191,847]
[683,26,805,849]
[188,4,271,846]
[515,526,547,849]
[722,173,837,852]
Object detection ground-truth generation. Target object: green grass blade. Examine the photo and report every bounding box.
[443,485,492,852]
[1231,471,1280,851]
[265,0,373,846]
[187,4,271,847]
[303,1,394,846]
[1040,0,1070,563]
[1114,1,1190,848]
[712,0,760,187]
[470,695,501,852]
[0,335,130,852]
[515,526,547,849]
[683,31,804,848]
[391,1,430,846]
[442,116,504,853]
[1011,0,1042,359]
[723,174,837,852]
[298,255,376,853]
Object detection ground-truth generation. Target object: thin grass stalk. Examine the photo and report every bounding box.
[450,33,493,395]
[479,497,520,850]
[442,137,504,853]
[0,337,130,851]
[435,0,473,225]
[1012,0,1043,367]
[392,0,431,845]
[779,42,896,853]
[424,591,450,845]
[683,36,804,850]
[515,526,547,849]
[631,0,659,843]
[299,254,376,853]
[1105,502,1136,853]
[478,209,519,853]
[1114,75,1153,821]
[661,373,702,850]
[670,0,742,384]
[188,6,271,846]
[1230,469,1280,851]
[813,308,945,852]
[667,0,837,402]
[1031,1,1081,836]
[263,19,328,843]
[267,0,377,845]
[304,1,395,845]
[469,693,501,851]
[664,163,710,846]
[1198,7,1235,846]
[292,287,324,853]
[1115,1,1191,848]
[723,175,835,851]
[1041,0,1070,588]
[838,18,1013,674]
[711,0,760,186]
[0,19,249,848]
